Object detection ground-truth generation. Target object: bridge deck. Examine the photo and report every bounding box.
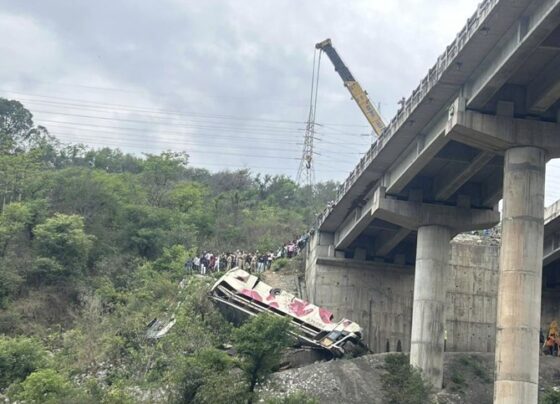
[317,0,560,260]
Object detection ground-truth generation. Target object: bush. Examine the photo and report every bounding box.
[271,258,289,272]
[12,369,81,403]
[233,315,294,397]
[458,354,491,383]
[153,244,188,276]
[101,385,135,404]
[176,348,247,404]
[264,391,318,403]
[381,354,432,404]
[542,389,560,404]
[0,336,48,389]
[0,266,23,307]
[33,213,95,276]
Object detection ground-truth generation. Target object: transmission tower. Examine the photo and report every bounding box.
[297,119,316,188]
[297,49,322,189]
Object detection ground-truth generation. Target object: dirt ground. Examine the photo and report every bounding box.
[261,352,560,403]
[260,259,304,297]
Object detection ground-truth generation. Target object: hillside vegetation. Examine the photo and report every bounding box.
[0,98,334,402]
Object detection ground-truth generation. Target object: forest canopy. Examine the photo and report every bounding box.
[0,97,333,403]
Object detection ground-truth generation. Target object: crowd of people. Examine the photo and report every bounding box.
[542,320,560,356]
[184,234,311,276]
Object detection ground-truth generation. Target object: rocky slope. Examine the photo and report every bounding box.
[262,352,560,403]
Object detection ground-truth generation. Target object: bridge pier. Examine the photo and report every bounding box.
[448,105,560,404]
[494,147,545,404]
[371,191,499,388]
[410,225,451,389]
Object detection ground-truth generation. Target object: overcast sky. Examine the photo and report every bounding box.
[1,0,559,204]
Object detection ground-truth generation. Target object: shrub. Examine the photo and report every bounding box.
[0,336,48,389]
[233,315,294,398]
[381,354,432,404]
[0,266,23,307]
[176,348,247,404]
[264,391,319,403]
[458,354,492,383]
[33,213,95,276]
[271,258,289,272]
[153,244,188,276]
[12,369,81,403]
[542,389,560,404]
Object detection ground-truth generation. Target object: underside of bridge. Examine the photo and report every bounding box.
[307,1,560,402]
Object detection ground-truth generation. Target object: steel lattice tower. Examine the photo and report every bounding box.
[297,49,322,189]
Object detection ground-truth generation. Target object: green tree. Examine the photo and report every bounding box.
[25,126,60,166]
[176,348,247,404]
[207,169,253,194]
[0,266,23,308]
[12,369,80,403]
[232,315,294,401]
[84,147,142,174]
[123,205,192,259]
[0,202,32,256]
[0,336,48,389]
[153,244,188,276]
[142,151,188,207]
[169,182,207,213]
[0,98,34,152]
[263,176,299,209]
[0,152,43,211]
[33,213,95,277]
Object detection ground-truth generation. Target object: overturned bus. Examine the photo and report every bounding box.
[209,268,366,357]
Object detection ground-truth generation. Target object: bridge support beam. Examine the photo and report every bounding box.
[447,102,557,403]
[410,224,450,389]
[371,190,499,389]
[494,146,545,404]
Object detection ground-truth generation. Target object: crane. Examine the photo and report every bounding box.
[315,38,385,138]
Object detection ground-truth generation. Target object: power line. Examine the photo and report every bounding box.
[17,97,307,126]
[30,109,308,134]
[185,160,343,174]
[51,138,345,175]
[36,119,371,152]
[52,132,302,154]
[57,136,301,161]
[5,80,316,105]
[0,89,370,179]
[38,119,302,139]
[53,132,364,164]
[29,107,370,139]
[49,126,366,157]
[45,123,303,145]
[1,90,370,129]
[48,132,351,175]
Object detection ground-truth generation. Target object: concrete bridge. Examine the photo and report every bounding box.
[306,0,560,402]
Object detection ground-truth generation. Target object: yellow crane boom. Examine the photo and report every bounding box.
[315,38,385,138]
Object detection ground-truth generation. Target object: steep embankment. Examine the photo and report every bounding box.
[260,258,305,297]
[262,352,560,403]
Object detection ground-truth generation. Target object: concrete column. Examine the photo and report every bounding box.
[410,224,451,389]
[494,147,546,404]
